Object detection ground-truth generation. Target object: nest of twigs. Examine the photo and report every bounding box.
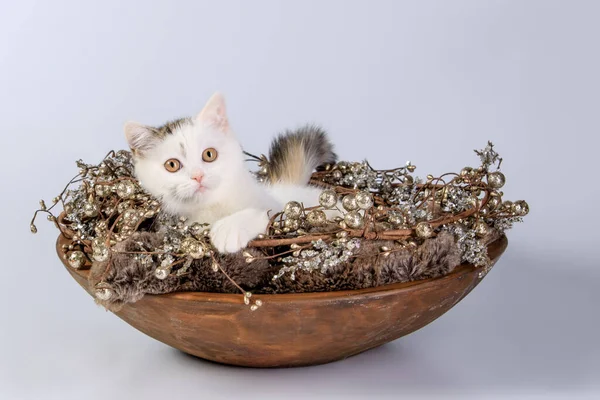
[32,142,528,311]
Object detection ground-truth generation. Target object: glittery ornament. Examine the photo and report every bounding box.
[284,218,300,231]
[64,203,74,214]
[475,141,501,167]
[94,221,108,235]
[189,223,204,237]
[344,211,363,228]
[95,288,112,301]
[95,184,108,197]
[474,220,491,237]
[501,200,513,212]
[144,210,157,218]
[388,212,404,226]
[93,243,110,262]
[116,181,136,199]
[179,237,193,252]
[342,195,358,211]
[211,261,220,272]
[116,202,130,214]
[243,252,255,263]
[276,237,362,279]
[307,210,327,227]
[319,189,338,208]
[123,208,138,223]
[155,267,170,280]
[182,237,205,258]
[487,172,506,189]
[415,222,434,238]
[190,242,206,259]
[284,201,302,218]
[98,163,109,175]
[68,251,85,269]
[513,200,529,216]
[486,196,501,210]
[83,202,99,217]
[355,191,374,210]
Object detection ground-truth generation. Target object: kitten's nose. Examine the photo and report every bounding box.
[192,174,204,184]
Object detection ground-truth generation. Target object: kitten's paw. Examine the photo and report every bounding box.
[209,209,269,254]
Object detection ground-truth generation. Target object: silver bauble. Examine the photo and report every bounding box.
[502,200,513,211]
[95,284,113,301]
[486,196,501,210]
[68,251,85,269]
[474,220,491,237]
[487,172,506,189]
[319,190,338,209]
[513,200,529,216]
[116,181,136,199]
[342,195,358,211]
[307,210,327,227]
[284,218,300,231]
[355,191,374,210]
[154,267,170,280]
[95,184,108,197]
[415,222,434,238]
[189,223,204,237]
[388,213,405,226]
[284,201,302,219]
[83,202,99,217]
[344,211,363,229]
[93,244,110,262]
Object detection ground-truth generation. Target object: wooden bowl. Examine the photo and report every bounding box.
[57,235,508,368]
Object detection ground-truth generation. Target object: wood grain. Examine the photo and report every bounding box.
[57,235,508,368]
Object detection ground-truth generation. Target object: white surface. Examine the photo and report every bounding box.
[1,1,599,399]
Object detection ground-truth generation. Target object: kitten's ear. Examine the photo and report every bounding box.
[124,122,157,154]
[195,92,229,132]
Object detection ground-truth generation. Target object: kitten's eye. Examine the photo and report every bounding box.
[164,158,182,172]
[202,148,218,162]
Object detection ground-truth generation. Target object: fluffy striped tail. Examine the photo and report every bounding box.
[267,125,337,185]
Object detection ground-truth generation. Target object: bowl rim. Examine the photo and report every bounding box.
[57,234,507,305]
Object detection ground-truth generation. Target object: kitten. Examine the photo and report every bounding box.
[124,92,337,253]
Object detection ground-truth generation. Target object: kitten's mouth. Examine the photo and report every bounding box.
[171,186,207,204]
[195,185,207,193]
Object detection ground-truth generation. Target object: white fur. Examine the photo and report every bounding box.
[127,93,329,254]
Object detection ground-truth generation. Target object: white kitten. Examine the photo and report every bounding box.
[124,92,336,253]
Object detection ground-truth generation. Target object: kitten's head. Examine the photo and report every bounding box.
[124,93,246,216]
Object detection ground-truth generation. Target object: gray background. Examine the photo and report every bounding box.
[1,0,598,399]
